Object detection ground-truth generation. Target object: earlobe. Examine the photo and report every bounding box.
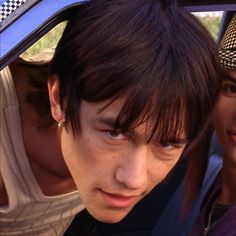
[48,75,65,122]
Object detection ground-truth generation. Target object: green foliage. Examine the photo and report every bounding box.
[21,22,66,59]
[196,15,222,40]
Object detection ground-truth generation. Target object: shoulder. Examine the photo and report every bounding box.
[0,66,18,108]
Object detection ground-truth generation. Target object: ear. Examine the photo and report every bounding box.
[48,75,65,122]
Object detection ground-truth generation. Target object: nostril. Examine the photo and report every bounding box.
[115,166,147,190]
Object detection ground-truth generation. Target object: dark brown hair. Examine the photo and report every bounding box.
[50,0,221,148]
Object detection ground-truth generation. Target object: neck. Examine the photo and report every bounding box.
[220,159,236,204]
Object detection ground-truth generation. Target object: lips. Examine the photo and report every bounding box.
[99,189,138,208]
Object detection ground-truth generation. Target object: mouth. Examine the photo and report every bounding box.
[98,189,139,208]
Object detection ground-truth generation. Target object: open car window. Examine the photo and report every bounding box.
[13,11,227,64]
[0,1,236,69]
[194,11,223,40]
[20,22,66,62]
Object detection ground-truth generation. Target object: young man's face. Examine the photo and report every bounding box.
[59,96,188,223]
[49,78,188,223]
[214,70,236,163]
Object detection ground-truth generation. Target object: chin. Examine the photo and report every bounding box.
[90,210,130,223]
[96,216,126,224]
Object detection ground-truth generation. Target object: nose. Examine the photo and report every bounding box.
[115,145,148,190]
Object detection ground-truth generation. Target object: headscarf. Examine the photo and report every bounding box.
[218,13,236,70]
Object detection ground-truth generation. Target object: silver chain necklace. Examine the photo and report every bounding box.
[203,199,217,236]
[203,196,234,235]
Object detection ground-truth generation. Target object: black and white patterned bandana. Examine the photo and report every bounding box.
[218,13,236,70]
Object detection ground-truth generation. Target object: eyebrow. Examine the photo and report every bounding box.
[225,77,236,83]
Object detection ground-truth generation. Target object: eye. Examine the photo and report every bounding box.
[107,129,126,140]
[154,140,187,155]
[159,142,185,151]
[221,82,236,96]
[159,143,175,149]
[151,141,187,160]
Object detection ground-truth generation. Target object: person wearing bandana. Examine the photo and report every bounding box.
[191,13,236,236]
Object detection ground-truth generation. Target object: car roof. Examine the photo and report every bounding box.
[1,0,236,70]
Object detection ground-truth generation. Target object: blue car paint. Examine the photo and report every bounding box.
[1,0,87,68]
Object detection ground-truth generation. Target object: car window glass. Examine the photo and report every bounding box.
[20,22,66,62]
[193,11,223,40]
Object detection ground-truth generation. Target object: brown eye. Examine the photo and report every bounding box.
[107,129,126,140]
[221,83,236,96]
[159,140,184,149]
[159,142,174,149]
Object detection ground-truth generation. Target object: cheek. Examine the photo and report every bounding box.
[147,155,181,190]
[61,130,117,181]
[60,132,92,182]
[214,99,229,132]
